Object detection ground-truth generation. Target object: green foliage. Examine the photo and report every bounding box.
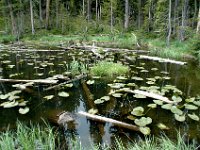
[90,61,129,77]
[0,35,15,44]
[0,122,59,150]
[69,60,87,76]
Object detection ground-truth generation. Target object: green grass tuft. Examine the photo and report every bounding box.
[90,61,129,77]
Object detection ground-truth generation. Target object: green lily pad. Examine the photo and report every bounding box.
[86,80,95,85]
[19,107,30,115]
[2,101,19,108]
[100,96,110,101]
[157,123,169,130]
[131,107,144,116]
[140,69,149,73]
[94,99,104,104]
[134,94,147,99]
[112,93,123,98]
[185,97,195,103]
[172,95,182,102]
[139,127,151,135]
[153,100,163,105]
[131,76,143,81]
[148,103,157,109]
[126,83,136,87]
[88,108,98,115]
[0,94,9,100]
[174,114,185,122]
[127,115,136,121]
[58,91,69,97]
[161,104,172,110]
[151,68,158,71]
[188,113,199,121]
[134,117,152,127]
[193,100,200,106]
[184,104,198,110]
[162,76,171,80]
[146,81,155,85]
[43,95,54,100]
[64,83,73,88]
[171,106,183,115]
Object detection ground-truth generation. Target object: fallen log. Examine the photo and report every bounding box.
[65,45,149,54]
[78,111,140,132]
[139,55,187,65]
[9,48,65,52]
[44,74,87,91]
[115,89,174,104]
[0,79,58,84]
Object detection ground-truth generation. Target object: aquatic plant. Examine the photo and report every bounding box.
[90,61,129,77]
[0,122,59,150]
[69,60,87,76]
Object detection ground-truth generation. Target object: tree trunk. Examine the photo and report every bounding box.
[7,0,17,35]
[137,0,141,29]
[180,0,189,41]
[30,0,35,35]
[167,0,172,46]
[55,0,59,28]
[197,5,200,33]
[83,0,85,16]
[110,0,113,32]
[45,0,51,29]
[39,0,43,28]
[87,0,91,21]
[124,0,129,29]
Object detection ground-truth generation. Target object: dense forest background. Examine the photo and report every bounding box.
[0,0,200,46]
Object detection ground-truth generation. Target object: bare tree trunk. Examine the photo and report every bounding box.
[197,5,200,33]
[8,0,17,35]
[137,0,141,29]
[167,0,172,46]
[110,0,113,32]
[39,0,43,28]
[45,0,51,29]
[56,0,59,28]
[2,0,8,32]
[96,0,98,21]
[192,0,197,27]
[30,0,35,35]
[180,0,189,41]
[83,0,85,16]
[124,0,129,29]
[87,0,91,21]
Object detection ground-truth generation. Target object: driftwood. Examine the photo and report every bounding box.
[65,45,149,54]
[139,55,187,65]
[116,89,174,104]
[44,74,87,91]
[9,48,65,52]
[0,79,58,84]
[78,111,140,132]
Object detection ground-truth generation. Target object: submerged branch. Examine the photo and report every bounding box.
[0,79,58,84]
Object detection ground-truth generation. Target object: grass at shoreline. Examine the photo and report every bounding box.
[0,33,199,62]
[0,122,198,150]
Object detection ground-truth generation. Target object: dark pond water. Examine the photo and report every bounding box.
[0,47,200,147]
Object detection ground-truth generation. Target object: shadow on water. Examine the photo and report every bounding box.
[0,48,200,147]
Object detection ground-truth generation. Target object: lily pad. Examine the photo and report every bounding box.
[131,107,144,116]
[134,117,152,127]
[88,108,98,115]
[112,93,123,98]
[94,99,104,104]
[0,94,9,100]
[126,83,136,87]
[148,103,157,109]
[171,106,183,115]
[131,76,143,81]
[153,100,163,105]
[127,115,136,121]
[100,96,110,101]
[157,123,169,130]
[58,91,69,97]
[185,97,195,103]
[87,80,95,85]
[174,114,185,122]
[184,104,198,110]
[134,94,147,99]
[2,101,19,108]
[172,95,182,102]
[188,113,199,121]
[161,104,172,110]
[19,107,30,115]
[43,95,54,100]
[193,100,200,106]
[139,127,151,135]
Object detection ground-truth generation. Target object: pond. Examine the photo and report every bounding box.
[0,46,200,147]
